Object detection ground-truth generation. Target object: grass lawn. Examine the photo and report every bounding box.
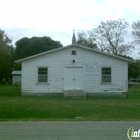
[0,84,140,121]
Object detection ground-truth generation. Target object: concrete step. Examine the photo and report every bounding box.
[64,90,86,98]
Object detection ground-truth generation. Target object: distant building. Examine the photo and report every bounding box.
[11,70,21,85]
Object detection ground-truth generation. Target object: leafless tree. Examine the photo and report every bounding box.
[132,20,140,44]
[77,31,97,49]
[88,19,131,55]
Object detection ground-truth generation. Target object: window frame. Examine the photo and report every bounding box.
[101,67,112,84]
[38,67,48,83]
[71,50,77,55]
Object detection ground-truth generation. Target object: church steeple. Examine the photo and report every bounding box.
[72,30,77,44]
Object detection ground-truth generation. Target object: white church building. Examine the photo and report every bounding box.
[15,32,133,97]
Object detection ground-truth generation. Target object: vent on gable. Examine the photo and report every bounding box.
[72,50,76,55]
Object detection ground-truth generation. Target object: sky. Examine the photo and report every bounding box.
[1,0,140,48]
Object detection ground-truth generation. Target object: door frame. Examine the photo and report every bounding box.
[64,66,84,90]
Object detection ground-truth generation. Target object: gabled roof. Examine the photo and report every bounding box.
[15,44,135,63]
[11,70,21,75]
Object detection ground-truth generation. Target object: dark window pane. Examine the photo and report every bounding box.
[102,68,111,74]
[38,68,47,74]
[102,76,111,82]
[72,50,76,55]
[102,68,111,83]
[38,76,48,82]
[38,68,48,82]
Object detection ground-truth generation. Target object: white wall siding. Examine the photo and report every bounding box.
[12,75,21,85]
[22,46,128,95]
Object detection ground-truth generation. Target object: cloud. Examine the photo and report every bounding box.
[5,28,71,46]
[1,0,140,48]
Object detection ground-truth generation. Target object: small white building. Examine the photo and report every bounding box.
[11,70,21,85]
[15,34,133,97]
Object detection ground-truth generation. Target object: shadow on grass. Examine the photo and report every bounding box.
[0,85,21,96]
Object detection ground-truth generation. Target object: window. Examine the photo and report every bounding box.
[72,50,76,55]
[38,68,48,83]
[102,68,111,83]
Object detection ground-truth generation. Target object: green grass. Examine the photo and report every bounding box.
[0,84,140,121]
[0,85,21,96]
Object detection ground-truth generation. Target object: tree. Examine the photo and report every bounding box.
[128,60,140,80]
[88,19,131,55]
[14,36,63,60]
[132,20,140,44]
[0,29,14,83]
[117,55,135,79]
[77,31,97,49]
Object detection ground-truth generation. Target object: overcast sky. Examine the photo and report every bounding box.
[1,0,140,47]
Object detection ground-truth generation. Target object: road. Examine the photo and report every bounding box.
[0,121,140,140]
